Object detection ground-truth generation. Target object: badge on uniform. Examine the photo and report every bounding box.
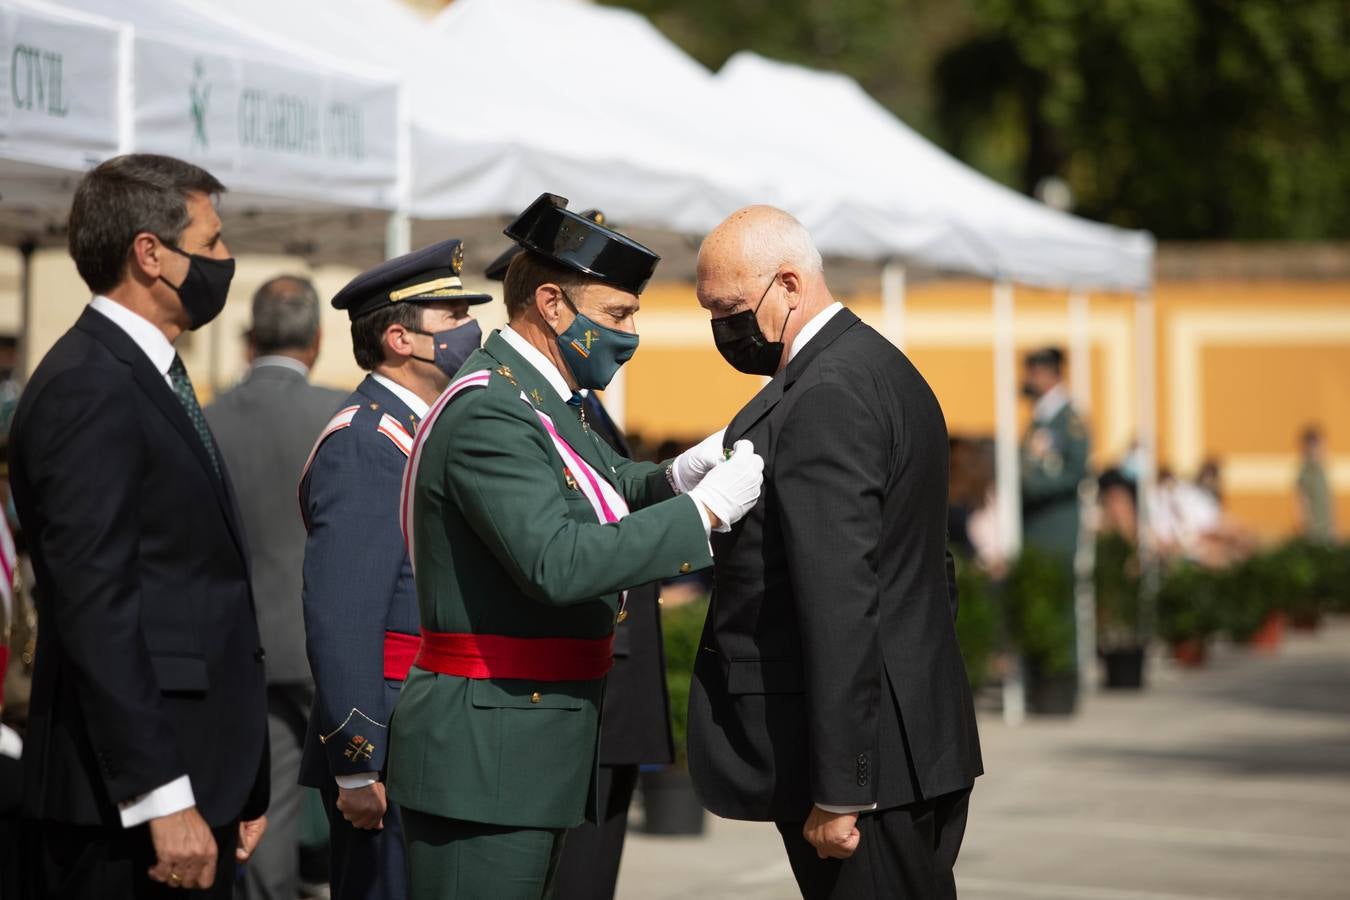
[344,735,376,763]
[496,365,518,386]
[562,467,579,491]
[530,388,545,406]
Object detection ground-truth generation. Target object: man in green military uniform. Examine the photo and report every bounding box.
[1020,346,1090,565]
[386,193,764,899]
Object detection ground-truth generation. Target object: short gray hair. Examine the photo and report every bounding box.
[250,275,321,354]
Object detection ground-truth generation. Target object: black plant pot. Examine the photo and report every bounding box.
[640,768,706,835]
[1027,670,1079,716]
[1102,646,1147,690]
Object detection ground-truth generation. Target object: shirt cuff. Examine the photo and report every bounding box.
[0,724,22,760]
[335,773,380,790]
[118,775,195,828]
[691,495,713,538]
[816,802,878,814]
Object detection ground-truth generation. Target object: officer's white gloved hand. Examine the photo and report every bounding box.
[688,440,764,533]
[670,427,728,493]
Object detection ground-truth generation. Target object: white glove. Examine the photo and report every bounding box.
[670,427,727,494]
[688,440,764,533]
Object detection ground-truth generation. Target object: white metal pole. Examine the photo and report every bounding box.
[384,80,413,261]
[1134,289,1159,638]
[881,260,907,351]
[993,279,1025,724]
[1067,291,1092,414]
[1067,290,1095,687]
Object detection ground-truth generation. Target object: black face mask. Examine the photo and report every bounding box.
[409,318,482,378]
[160,244,235,330]
[711,275,792,376]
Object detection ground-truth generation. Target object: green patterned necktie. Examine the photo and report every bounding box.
[168,354,220,477]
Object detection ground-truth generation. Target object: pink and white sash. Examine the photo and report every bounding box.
[400,369,630,576]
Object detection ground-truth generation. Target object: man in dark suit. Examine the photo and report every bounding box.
[687,206,983,899]
[298,239,491,900]
[205,275,346,900]
[8,153,269,898]
[484,225,680,900]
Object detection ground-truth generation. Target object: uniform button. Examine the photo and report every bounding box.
[657,596,664,606]
[254,647,266,662]
[530,691,541,704]
[679,562,691,574]
[617,609,628,624]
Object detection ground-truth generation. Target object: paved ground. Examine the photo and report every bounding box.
[617,619,1350,899]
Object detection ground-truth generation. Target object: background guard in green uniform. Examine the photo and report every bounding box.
[386,194,764,900]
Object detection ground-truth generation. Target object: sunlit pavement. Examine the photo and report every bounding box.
[617,618,1350,899]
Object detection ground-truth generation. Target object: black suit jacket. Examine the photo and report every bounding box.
[8,306,268,828]
[582,393,674,767]
[687,308,982,822]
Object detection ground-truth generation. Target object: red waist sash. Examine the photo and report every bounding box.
[412,629,614,682]
[383,631,421,681]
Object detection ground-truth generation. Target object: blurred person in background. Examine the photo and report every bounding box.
[1297,425,1336,543]
[1096,468,1139,543]
[1196,458,1223,505]
[1020,347,1091,568]
[9,153,268,898]
[205,275,347,900]
[300,239,491,900]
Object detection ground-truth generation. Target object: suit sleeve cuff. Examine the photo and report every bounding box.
[692,495,713,539]
[816,802,878,814]
[335,773,380,789]
[118,775,195,828]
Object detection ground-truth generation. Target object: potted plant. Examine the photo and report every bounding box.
[953,554,999,691]
[640,595,708,835]
[1005,549,1077,715]
[1155,560,1218,667]
[1094,533,1146,689]
[1221,555,1283,653]
[1275,539,1331,630]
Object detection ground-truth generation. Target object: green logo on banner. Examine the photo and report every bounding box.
[11,44,69,118]
[190,59,211,149]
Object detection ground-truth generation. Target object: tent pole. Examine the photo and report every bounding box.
[993,279,1024,725]
[601,369,627,434]
[1067,290,1095,687]
[881,260,906,350]
[1134,289,1159,639]
[17,240,36,378]
[385,210,411,260]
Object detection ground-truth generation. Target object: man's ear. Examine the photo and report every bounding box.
[128,232,166,284]
[384,321,415,361]
[535,283,566,328]
[779,269,804,308]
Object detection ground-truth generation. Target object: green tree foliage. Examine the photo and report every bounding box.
[603,0,1350,239]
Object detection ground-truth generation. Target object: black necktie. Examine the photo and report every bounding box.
[168,355,220,477]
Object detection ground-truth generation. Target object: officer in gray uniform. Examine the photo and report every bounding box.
[298,240,491,900]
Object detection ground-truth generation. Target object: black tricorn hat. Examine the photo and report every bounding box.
[496,194,659,295]
[331,238,494,321]
[485,207,606,282]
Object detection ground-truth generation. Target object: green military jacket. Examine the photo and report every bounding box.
[1021,400,1090,564]
[386,331,712,830]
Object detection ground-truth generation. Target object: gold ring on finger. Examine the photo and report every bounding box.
[169,871,182,885]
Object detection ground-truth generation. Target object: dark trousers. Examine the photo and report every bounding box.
[776,787,972,900]
[549,765,638,900]
[401,808,565,900]
[237,684,312,900]
[319,784,407,900]
[21,817,239,900]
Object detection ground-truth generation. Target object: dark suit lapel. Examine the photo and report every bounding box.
[725,374,784,445]
[75,307,249,560]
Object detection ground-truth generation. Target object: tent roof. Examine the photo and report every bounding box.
[717,52,1154,291]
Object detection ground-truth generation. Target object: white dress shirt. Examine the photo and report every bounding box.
[372,372,431,419]
[1033,382,1070,424]
[87,296,198,828]
[787,301,844,364]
